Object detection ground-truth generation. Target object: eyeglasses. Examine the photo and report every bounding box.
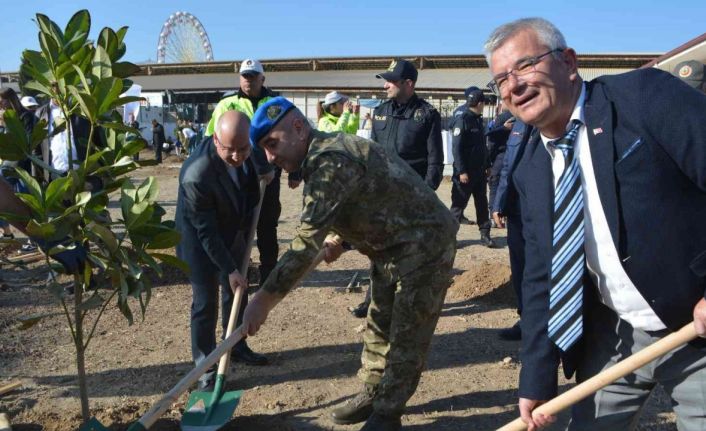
[215,135,249,157]
[487,49,562,95]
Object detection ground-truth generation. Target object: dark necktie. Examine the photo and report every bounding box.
[548,120,584,351]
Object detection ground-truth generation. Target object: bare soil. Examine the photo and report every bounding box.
[0,152,677,430]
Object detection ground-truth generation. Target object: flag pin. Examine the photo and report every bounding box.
[592,127,603,135]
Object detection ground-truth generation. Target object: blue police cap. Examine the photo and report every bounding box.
[249,97,296,147]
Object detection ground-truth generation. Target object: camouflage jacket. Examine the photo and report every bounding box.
[261,129,458,297]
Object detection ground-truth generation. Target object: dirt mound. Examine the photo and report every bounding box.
[447,261,513,304]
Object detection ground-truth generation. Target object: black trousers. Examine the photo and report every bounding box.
[450,175,490,231]
[257,169,282,284]
[154,142,162,163]
[506,213,525,314]
[191,271,248,383]
[487,151,505,213]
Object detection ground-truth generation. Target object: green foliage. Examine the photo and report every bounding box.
[0,9,186,421]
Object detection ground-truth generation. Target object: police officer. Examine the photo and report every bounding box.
[242,97,457,431]
[449,86,495,248]
[204,58,300,365]
[372,59,444,189]
[348,59,444,318]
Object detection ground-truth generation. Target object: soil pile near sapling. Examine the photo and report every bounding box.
[447,261,514,304]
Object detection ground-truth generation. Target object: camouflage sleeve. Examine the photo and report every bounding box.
[261,152,365,297]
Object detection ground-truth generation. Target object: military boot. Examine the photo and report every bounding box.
[359,412,402,431]
[331,384,376,425]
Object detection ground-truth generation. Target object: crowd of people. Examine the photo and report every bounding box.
[2,16,706,431]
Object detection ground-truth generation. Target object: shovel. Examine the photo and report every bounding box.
[497,322,699,431]
[181,178,267,431]
[80,236,330,431]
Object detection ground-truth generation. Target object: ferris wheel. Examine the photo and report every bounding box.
[157,11,214,64]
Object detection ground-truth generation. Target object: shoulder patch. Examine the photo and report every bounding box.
[374,115,387,121]
[453,127,461,136]
[413,109,424,123]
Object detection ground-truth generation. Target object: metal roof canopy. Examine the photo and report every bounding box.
[642,32,706,74]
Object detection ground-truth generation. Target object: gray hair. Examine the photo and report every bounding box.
[484,18,567,64]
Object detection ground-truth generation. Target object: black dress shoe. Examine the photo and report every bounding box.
[480,232,496,248]
[331,385,376,425]
[197,379,215,392]
[359,412,402,431]
[498,321,522,341]
[231,343,269,366]
[350,300,370,318]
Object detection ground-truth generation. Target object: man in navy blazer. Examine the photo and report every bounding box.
[485,18,706,430]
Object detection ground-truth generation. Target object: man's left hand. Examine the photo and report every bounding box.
[694,298,706,337]
[288,178,302,189]
[323,234,345,263]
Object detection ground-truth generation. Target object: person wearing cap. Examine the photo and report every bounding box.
[485,18,706,430]
[204,59,301,366]
[241,97,457,431]
[317,91,360,133]
[372,59,443,190]
[449,86,495,248]
[175,110,262,391]
[673,60,706,93]
[20,95,40,113]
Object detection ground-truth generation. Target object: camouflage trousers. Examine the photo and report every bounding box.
[357,242,456,416]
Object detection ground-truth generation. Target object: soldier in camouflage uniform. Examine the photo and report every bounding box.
[241,97,458,431]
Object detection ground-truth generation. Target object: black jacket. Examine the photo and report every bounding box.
[175,138,259,283]
[372,94,443,190]
[450,104,486,183]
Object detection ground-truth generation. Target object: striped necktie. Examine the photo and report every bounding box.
[548,120,584,351]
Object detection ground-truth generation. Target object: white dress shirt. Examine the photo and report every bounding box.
[540,84,666,331]
[48,102,78,174]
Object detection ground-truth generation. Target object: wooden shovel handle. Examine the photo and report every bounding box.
[0,381,22,397]
[497,322,699,431]
[217,178,268,376]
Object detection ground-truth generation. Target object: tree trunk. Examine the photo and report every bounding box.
[74,276,90,422]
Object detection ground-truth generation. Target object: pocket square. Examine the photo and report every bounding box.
[617,138,643,162]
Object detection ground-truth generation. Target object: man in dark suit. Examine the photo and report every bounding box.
[151,119,165,164]
[491,119,533,340]
[175,110,266,391]
[485,18,706,430]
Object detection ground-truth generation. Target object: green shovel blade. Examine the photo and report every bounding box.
[78,417,110,431]
[181,389,243,431]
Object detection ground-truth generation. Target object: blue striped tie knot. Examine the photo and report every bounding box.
[548,119,584,351]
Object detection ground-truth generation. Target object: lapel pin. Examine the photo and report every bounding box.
[592,127,603,135]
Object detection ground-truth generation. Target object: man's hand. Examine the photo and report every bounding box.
[492,211,506,229]
[241,289,281,336]
[459,173,470,184]
[519,398,555,431]
[323,234,345,263]
[503,118,516,130]
[228,269,248,294]
[694,297,706,337]
[260,170,275,185]
[288,178,302,189]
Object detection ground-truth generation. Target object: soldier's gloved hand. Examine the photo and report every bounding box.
[36,238,87,273]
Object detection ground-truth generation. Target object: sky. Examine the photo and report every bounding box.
[1,0,705,72]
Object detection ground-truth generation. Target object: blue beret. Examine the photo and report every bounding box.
[249,97,295,147]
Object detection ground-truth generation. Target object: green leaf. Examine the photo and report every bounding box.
[100,121,136,134]
[45,176,72,212]
[78,293,104,311]
[116,26,128,44]
[12,168,44,216]
[25,219,56,239]
[91,45,112,81]
[146,230,181,250]
[63,10,90,54]
[74,191,92,207]
[39,31,60,67]
[117,137,145,159]
[2,109,30,152]
[68,86,97,122]
[36,13,64,45]
[22,81,54,99]
[112,62,141,78]
[88,222,118,253]
[22,50,54,86]
[137,176,159,203]
[29,119,48,154]
[151,253,190,275]
[108,96,144,111]
[47,281,66,301]
[0,133,26,161]
[97,27,119,61]
[71,64,91,92]
[95,78,123,116]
